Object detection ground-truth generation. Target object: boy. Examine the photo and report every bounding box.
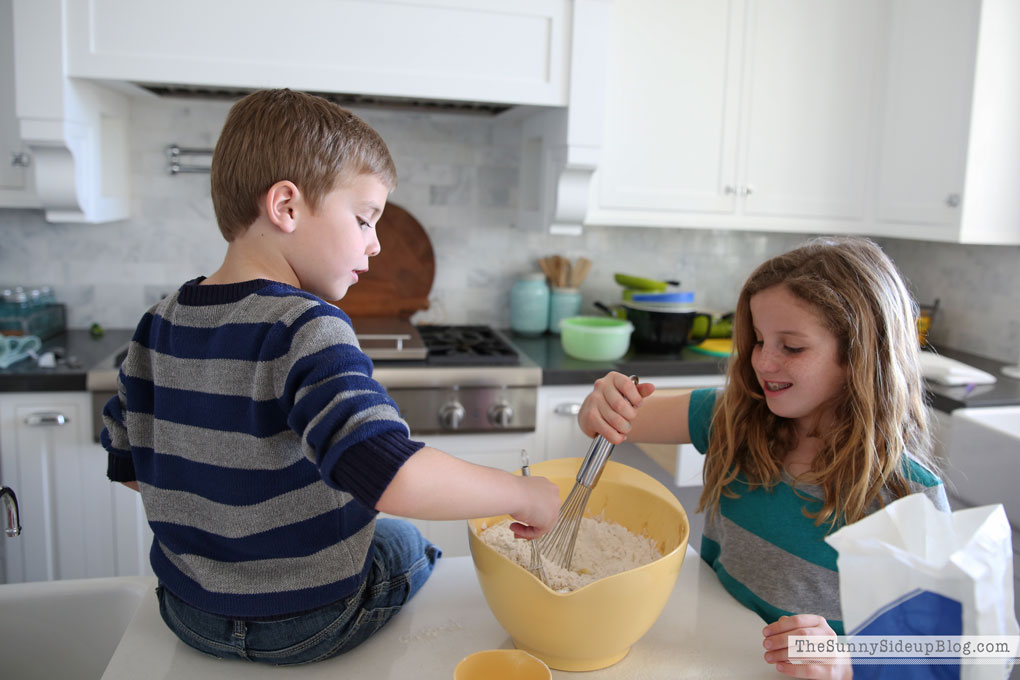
[101,89,560,665]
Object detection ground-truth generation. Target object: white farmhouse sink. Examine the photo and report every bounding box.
[946,406,1020,529]
[0,576,150,680]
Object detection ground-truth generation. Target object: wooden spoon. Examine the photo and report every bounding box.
[539,257,556,285]
[550,255,563,287]
[570,257,592,287]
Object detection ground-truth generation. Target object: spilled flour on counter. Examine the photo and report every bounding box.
[478,516,661,592]
[399,619,463,644]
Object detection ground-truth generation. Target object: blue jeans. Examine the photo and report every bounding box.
[156,519,441,665]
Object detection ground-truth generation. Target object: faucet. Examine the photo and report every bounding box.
[1,486,21,537]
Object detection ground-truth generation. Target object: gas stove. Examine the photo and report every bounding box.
[352,320,522,367]
[364,323,540,435]
[87,323,540,439]
[416,325,520,366]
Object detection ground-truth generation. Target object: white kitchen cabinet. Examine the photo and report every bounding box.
[0,392,151,583]
[61,0,570,108]
[538,384,599,460]
[0,392,152,584]
[9,0,131,223]
[871,0,1020,245]
[872,0,977,234]
[588,0,882,233]
[0,0,38,209]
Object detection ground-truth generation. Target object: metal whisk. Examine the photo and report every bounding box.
[539,375,638,570]
[538,435,615,570]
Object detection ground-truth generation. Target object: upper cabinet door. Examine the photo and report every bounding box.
[0,0,38,208]
[874,0,978,231]
[739,0,881,221]
[589,0,882,230]
[595,0,743,216]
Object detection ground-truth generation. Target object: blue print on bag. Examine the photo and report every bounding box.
[850,589,962,680]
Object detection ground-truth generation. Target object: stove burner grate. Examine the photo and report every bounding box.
[417,325,520,365]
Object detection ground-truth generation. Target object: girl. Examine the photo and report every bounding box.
[578,237,948,679]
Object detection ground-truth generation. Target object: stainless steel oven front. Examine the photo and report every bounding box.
[374,363,541,435]
[87,342,542,440]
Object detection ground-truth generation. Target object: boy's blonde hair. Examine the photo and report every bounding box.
[698,236,936,527]
[210,89,397,241]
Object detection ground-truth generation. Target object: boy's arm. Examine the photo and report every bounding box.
[101,384,139,487]
[375,446,561,538]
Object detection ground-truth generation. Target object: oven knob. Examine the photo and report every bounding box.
[438,401,466,430]
[488,402,514,428]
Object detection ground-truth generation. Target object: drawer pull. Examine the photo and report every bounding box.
[24,412,69,427]
[554,403,581,416]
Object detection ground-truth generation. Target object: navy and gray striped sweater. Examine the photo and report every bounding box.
[102,278,423,618]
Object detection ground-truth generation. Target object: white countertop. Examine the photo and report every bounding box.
[102,547,775,679]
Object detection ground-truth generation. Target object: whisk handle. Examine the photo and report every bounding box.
[575,376,638,487]
[576,435,615,487]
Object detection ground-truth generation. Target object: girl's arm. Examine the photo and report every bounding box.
[375,446,562,539]
[577,371,695,445]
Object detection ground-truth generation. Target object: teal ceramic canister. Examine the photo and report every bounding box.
[548,287,582,335]
[510,273,550,336]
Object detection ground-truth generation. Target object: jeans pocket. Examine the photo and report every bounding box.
[157,585,245,660]
[319,603,402,661]
[244,601,361,665]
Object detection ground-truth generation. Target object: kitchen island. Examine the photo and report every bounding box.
[102,550,775,679]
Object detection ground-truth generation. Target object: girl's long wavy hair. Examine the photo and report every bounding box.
[697,236,937,528]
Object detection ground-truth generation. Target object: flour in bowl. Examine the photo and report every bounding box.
[478,516,661,592]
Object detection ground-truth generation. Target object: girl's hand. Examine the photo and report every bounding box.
[762,615,851,679]
[577,372,656,444]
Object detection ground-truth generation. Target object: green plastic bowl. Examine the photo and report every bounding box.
[560,316,634,361]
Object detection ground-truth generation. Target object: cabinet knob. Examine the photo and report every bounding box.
[723,185,737,195]
[24,412,69,427]
[554,403,581,416]
[10,151,31,168]
[945,193,961,208]
[740,184,755,197]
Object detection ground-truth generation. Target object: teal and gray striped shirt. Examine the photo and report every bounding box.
[688,388,948,634]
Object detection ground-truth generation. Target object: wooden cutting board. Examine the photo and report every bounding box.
[331,203,435,318]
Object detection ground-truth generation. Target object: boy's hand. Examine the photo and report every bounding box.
[508,475,562,540]
[577,371,656,444]
[762,615,851,679]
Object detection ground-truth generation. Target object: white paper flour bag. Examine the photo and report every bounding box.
[825,494,1018,679]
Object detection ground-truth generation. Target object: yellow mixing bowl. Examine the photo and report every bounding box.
[468,458,689,671]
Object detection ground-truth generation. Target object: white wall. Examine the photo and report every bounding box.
[1,94,1017,362]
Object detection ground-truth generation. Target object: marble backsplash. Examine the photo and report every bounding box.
[1,96,1018,364]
